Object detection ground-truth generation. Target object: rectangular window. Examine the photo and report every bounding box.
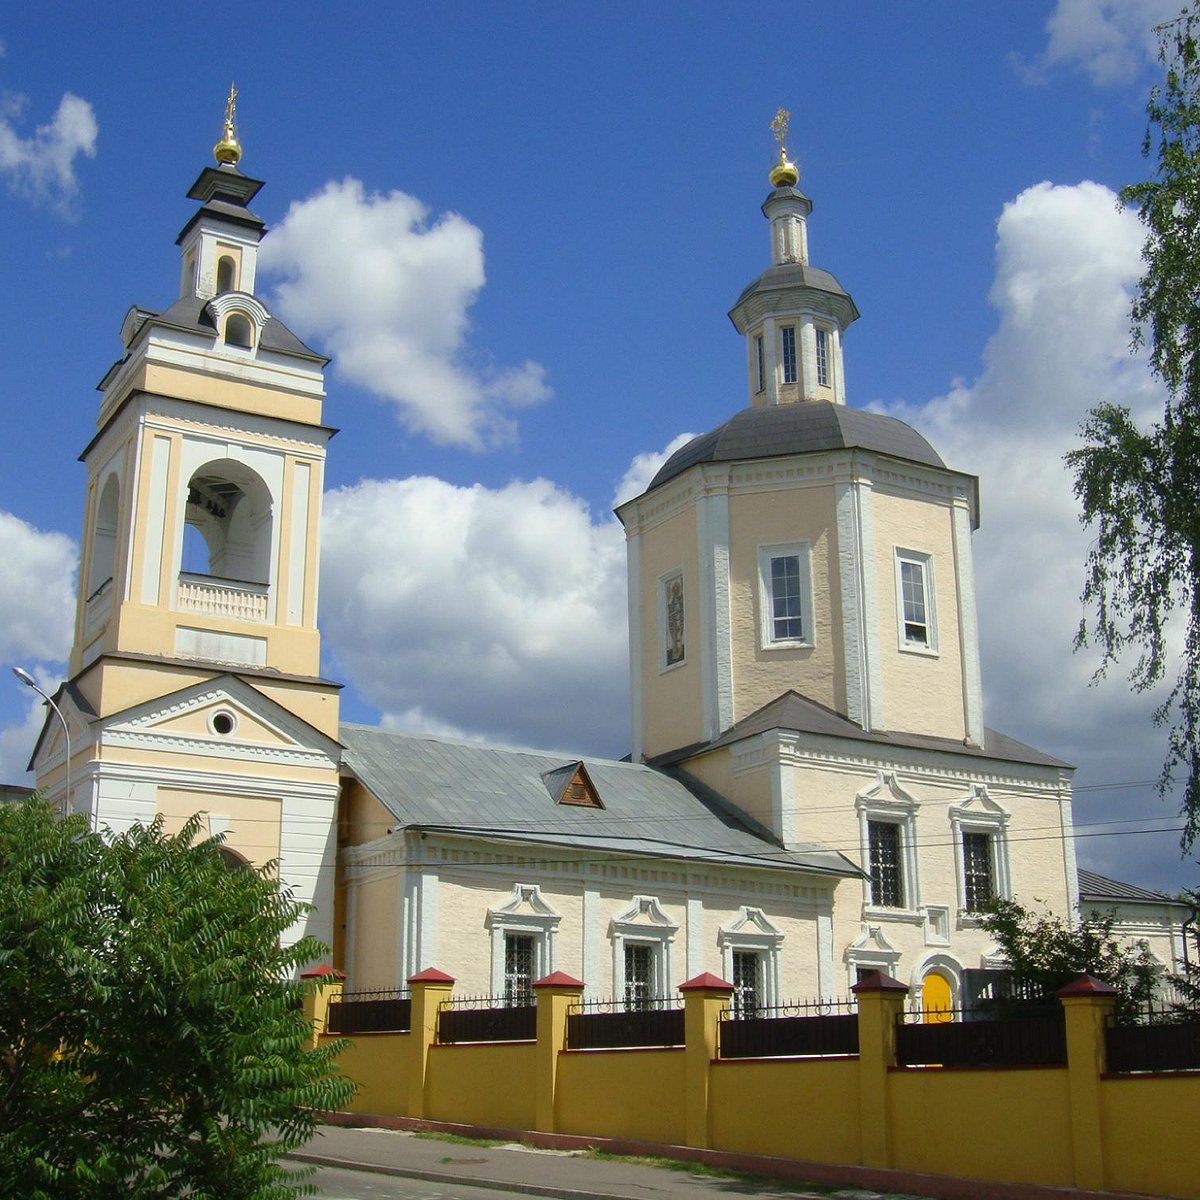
[504,933,535,1006]
[962,832,994,913]
[868,820,904,908]
[770,554,804,640]
[781,326,797,384]
[754,334,765,393]
[731,950,762,1017]
[624,943,654,1011]
[815,327,829,387]
[896,551,934,650]
[758,543,812,647]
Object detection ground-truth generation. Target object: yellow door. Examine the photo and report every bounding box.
[922,971,953,1023]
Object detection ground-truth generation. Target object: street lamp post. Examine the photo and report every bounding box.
[12,667,73,824]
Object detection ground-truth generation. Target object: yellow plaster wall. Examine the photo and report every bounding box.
[133,362,324,427]
[1100,1075,1200,1198]
[156,786,281,868]
[334,1032,412,1117]
[636,502,703,757]
[726,487,843,720]
[425,1043,537,1129]
[556,1049,686,1143]
[339,779,394,848]
[887,1067,1073,1186]
[349,873,400,990]
[680,749,776,841]
[871,492,965,740]
[709,1057,860,1162]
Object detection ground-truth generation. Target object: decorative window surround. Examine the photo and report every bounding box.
[846,924,900,991]
[659,569,686,671]
[949,785,1012,924]
[487,883,561,995]
[719,906,783,1009]
[757,542,814,649]
[911,951,964,1011]
[611,895,677,1003]
[855,771,922,921]
[923,904,951,947]
[895,548,937,655]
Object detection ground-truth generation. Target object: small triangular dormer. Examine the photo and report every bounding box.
[542,761,605,809]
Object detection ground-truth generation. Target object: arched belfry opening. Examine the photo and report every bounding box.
[180,460,273,587]
[224,313,253,348]
[216,254,236,294]
[88,474,120,599]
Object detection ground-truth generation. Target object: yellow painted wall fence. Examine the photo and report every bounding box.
[304,969,1200,1199]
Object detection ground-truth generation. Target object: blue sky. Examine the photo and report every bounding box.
[0,1,1195,893]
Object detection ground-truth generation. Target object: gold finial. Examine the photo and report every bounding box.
[768,106,799,188]
[213,83,242,166]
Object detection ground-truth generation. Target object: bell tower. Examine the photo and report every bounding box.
[32,93,342,948]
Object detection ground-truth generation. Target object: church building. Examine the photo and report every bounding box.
[31,105,1101,1013]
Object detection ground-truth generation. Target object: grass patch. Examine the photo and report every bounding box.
[412,1131,506,1148]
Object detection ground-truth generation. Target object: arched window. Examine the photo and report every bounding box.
[225,313,253,349]
[181,461,273,586]
[88,475,120,598]
[216,255,236,294]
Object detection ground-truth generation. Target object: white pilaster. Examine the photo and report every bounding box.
[951,502,985,745]
[686,894,705,979]
[696,476,733,740]
[583,885,600,998]
[817,906,835,1001]
[625,526,644,761]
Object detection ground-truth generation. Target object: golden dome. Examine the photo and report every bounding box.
[769,146,799,188]
[213,83,242,166]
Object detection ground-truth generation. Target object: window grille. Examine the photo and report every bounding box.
[868,820,904,908]
[624,943,654,1011]
[962,832,994,912]
[732,951,762,1017]
[504,933,535,1006]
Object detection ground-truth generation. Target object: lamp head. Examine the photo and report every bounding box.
[11,667,36,688]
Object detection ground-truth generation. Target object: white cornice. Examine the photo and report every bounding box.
[78,759,339,801]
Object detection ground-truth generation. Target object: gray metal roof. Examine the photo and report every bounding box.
[651,690,1072,771]
[339,723,860,879]
[643,401,947,496]
[730,261,857,313]
[1078,868,1187,907]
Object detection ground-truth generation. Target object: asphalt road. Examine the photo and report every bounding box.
[310,1163,533,1199]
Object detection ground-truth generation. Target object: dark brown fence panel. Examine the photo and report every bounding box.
[721,1012,859,1059]
[327,994,412,1035]
[567,1006,684,1049]
[1107,1018,1200,1073]
[438,1004,536,1044]
[896,1010,1066,1068]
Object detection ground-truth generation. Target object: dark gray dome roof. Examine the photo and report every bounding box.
[731,262,855,310]
[646,401,946,494]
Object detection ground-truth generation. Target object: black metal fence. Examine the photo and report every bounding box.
[1106,1009,1200,1073]
[720,997,859,1059]
[566,998,684,1049]
[326,989,412,1035]
[895,1005,1066,1068]
[437,995,537,1044]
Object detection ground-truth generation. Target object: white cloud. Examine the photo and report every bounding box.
[0,90,97,213]
[883,179,1189,886]
[1041,0,1180,85]
[611,431,698,509]
[0,511,76,665]
[260,178,551,451]
[320,474,630,755]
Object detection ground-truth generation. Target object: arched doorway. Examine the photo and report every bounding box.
[922,970,954,1023]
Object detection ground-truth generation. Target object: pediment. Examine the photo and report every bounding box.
[952,783,1008,821]
[488,883,562,927]
[855,770,919,813]
[719,905,784,947]
[612,894,677,932]
[26,682,96,774]
[542,761,604,809]
[850,923,898,955]
[99,676,340,768]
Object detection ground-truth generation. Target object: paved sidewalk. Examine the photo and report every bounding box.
[288,1121,1164,1200]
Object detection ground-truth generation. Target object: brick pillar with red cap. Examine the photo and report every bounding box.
[407,967,455,1118]
[851,970,909,1168]
[1058,974,1118,1190]
[533,970,585,1131]
[680,971,734,1148]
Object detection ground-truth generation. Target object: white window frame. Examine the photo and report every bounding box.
[855,772,922,921]
[845,924,901,992]
[487,883,561,996]
[757,542,814,649]
[719,907,783,1011]
[658,568,686,672]
[611,895,677,1007]
[895,548,937,655]
[949,785,1012,923]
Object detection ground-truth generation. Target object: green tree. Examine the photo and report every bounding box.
[978,898,1160,1023]
[1067,7,1200,850]
[0,796,354,1199]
